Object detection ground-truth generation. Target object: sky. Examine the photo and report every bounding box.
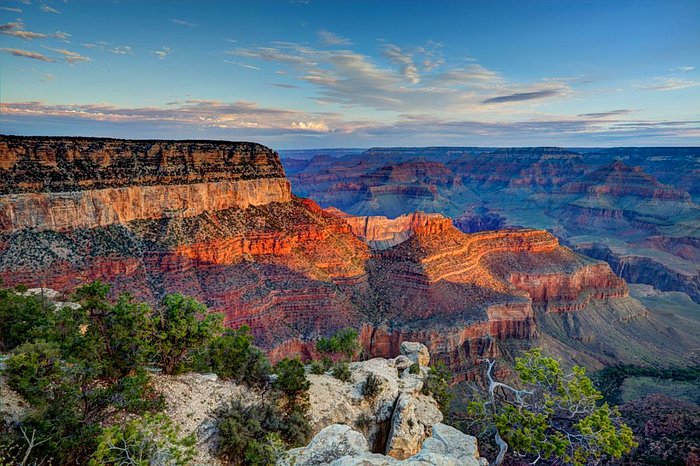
[0,0,699,149]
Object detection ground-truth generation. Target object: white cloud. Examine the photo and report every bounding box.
[317,30,352,46]
[41,45,91,63]
[40,5,60,14]
[223,60,260,70]
[0,47,54,61]
[152,46,171,60]
[641,77,700,91]
[169,19,198,27]
[0,20,69,40]
[83,42,133,55]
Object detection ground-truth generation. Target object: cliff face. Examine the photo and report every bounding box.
[0,137,291,231]
[329,210,448,249]
[0,136,666,372]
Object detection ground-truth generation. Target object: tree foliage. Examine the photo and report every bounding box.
[466,349,637,466]
[197,325,271,387]
[422,361,453,416]
[89,414,195,466]
[316,327,361,361]
[151,293,224,375]
[0,281,223,465]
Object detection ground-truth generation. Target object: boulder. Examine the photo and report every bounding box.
[400,342,430,367]
[279,424,369,466]
[385,393,442,459]
[417,423,481,465]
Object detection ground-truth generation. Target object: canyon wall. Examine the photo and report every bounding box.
[1,136,674,372]
[0,137,291,231]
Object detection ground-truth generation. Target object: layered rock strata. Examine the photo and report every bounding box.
[0,136,648,371]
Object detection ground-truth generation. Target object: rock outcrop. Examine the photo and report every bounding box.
[282,344,487,466]
[330,209,449,249]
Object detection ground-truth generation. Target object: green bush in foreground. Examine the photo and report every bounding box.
[465,349,636,466]
[331,361,352,382]
[89,414,195,466]
[422,361,453,415]
[216,399,308,466]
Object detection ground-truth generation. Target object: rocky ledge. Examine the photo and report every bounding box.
[281,342,486,466]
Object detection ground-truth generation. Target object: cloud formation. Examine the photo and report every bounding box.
[3,99,698,146]
[0,6,23,13]
[40,5,60,14]
[482,89,561,104]
[83,42,133,55]
[0,20,68,40]
[641,77,700,91]
[152,47,171,60]
[42,46,91,63]
[578,109,633,118]
[169,19,198,27]
[228,41,570,116]
[0,47,54,61]
[317,30,352,46]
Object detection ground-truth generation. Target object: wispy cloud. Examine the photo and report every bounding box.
[0,20,69,40]
[227,41,568,115]
[0,6,23,13]
[83,41,133,55]
[0,99,340,134]
[674,66,695,72]
[223,60,260,70]
[169,18,198,27]
[40,5,60,14]
[578,109,633,118]
[0,47,54,61]
[41,45,91,63]
[42,73,55,82]
[152,46,171,60]
[272,83,301,89]
[3,99,699,145]
[482,89,561,104]
[383,44,420,84]
[317,30,352,46]
[641,77,700,91]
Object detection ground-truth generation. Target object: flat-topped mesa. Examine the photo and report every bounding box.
[0,136,292,232]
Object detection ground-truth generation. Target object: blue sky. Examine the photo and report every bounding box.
[1,0,699,148]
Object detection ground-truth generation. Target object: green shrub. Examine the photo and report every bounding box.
[422,361,453,415]
[409,362,420,374]
[0,286,55,352]
[309,360,325,375]
[274,357,310,413]
[199,325,271,388]
[216,399,309,465]
[151,293,224,374]
[316,328,361,361]
[5,340,64,406]
[331,362,352,382]
[362,373,382,399]
[89,413,195,466]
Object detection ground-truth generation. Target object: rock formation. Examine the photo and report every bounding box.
[1,136,692,373]
[281,343,487,466]
[285,147,700,306]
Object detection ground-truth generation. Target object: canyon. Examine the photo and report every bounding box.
[283,147,700,304]
[1,136,697,376]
